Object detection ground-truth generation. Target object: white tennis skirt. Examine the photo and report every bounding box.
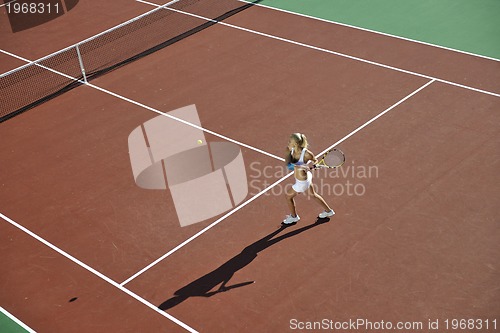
[292,171,312,193]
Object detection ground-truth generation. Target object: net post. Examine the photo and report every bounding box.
[75,44,87,84]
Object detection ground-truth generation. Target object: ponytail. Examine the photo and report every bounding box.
[300,134,308,148]
[291,133,309,149]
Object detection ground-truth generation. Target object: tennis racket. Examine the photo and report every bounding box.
[314,148,345,168]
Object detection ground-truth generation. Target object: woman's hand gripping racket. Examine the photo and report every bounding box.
[314,148,345,169]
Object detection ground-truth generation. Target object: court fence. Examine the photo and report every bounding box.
[0,0,260,122]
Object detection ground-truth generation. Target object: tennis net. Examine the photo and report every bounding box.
[0,0,260,122]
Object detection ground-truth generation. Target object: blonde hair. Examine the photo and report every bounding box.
[290,133,308,149]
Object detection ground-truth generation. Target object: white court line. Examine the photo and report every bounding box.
[0,212,198,333]
[0,49,284,162]
[0,49,84,80]
[0,0,17,8]
[237,0,500,63]
[0,0,181,78]
[319,79,436,155]
[0,306,36,333]
[87,83,284,161]
[121,79,435,285]
[121,172,294,286]
[137,0,500,98]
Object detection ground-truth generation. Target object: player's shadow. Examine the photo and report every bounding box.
[158,217,330,310]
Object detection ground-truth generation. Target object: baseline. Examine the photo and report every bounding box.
[238,0,500,62]
[138,0,499,97]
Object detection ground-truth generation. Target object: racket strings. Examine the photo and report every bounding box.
[321,149,345,168]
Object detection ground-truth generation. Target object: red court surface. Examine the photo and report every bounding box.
[1,1,499,332]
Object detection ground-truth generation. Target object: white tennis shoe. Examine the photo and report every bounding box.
[282,214,300,225]
[319,209,335,218]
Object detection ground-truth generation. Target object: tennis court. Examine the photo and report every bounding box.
[1,1,499,332]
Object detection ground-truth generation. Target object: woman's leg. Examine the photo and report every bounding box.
[307,183,332,211]
[285,187,299,217]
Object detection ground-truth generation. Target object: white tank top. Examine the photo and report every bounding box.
[291,148,307,166]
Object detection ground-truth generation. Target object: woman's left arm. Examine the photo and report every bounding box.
[299,149,318,170]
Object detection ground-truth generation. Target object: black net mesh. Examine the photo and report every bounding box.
[0,0,260,122]
[0,47,82,121]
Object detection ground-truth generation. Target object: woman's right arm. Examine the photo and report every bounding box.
[284,147,292,164]
[285,148,295,171]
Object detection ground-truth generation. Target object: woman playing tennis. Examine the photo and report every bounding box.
[282,133,335,225]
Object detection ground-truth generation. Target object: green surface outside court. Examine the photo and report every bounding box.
[258,0,500,60]
[0,311,30,333]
